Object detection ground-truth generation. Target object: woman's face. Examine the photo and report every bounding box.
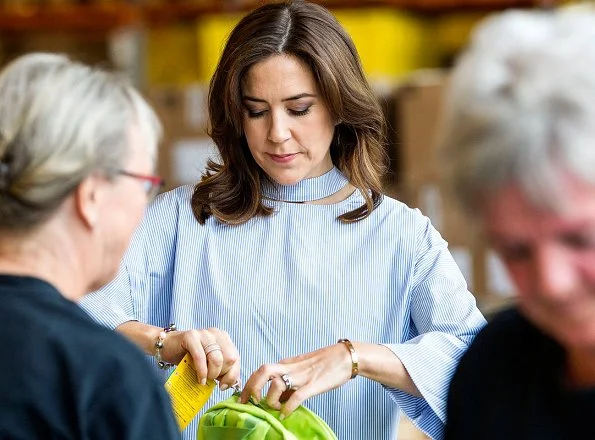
[485,174,595,353]
[240,54,335,185]
[92,125,154,290]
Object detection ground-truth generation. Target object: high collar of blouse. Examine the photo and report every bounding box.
[261,167,349,203]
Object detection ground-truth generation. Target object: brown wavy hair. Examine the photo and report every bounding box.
[192,0,387,225]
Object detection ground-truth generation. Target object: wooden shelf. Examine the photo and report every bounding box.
[397,0,546,13]
[145,0,544,21]
[0,4,141,33]
[143,2,242,25]
[0,0,555,32]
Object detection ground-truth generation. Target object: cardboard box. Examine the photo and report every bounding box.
[146,84,209,137]
[475,244,517,311]
[146,84,213,189]
[165,137,219,189]
[400,177,518,303]
[393,69,517,309]
[394,69,449,186]
[400,179,474,246]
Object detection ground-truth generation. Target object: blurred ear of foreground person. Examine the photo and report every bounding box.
[0,53,180,439]
[442,6,595,440]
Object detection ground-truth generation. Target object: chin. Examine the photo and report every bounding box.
[266,170,304,186]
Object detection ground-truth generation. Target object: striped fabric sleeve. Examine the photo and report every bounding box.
[79,261,137,329]
[383,216,487,440]
[79,189,180,330]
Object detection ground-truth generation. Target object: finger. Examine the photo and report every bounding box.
[213,330,241,377]
[265,376,289,410]
[280,387,307,418]
[205,345,224,381]
[279,389,294,404]
[180,330,209,384]
[206,350,223,379]
[217,355,241,391]
[240,364,282,404]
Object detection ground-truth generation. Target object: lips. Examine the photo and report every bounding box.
[269,153,298,163]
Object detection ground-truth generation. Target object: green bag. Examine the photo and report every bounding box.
[197,394,338,440]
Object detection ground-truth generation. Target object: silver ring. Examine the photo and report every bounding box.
[204,343,222,356]
[281,373,293,391]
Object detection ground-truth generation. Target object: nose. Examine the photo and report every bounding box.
[533,244,577,303]
[267,111,291,144]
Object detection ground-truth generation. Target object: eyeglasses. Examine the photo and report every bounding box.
[116,170,165,200]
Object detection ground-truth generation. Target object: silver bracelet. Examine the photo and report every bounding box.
[154,323,176,369]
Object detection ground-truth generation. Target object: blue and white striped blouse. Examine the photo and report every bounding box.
[80,167,486,440]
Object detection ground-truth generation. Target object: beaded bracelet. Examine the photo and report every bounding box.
[337,338,359,379]
[155,323,176,369]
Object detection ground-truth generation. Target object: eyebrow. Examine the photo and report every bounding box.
[242,93,317,103]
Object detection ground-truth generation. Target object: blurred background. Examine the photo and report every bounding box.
[0,1,582,436]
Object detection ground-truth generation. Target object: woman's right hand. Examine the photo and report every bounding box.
[117,321,241,391]
[163,327,241,390]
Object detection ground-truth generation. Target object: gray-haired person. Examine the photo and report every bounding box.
[441,7,595,439]
[0,53,212,439]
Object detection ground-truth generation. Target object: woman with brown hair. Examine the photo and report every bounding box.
[82,1,485,439]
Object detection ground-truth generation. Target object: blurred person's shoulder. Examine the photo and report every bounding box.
[0,276,176,437]
[476,307,549,346]
[456,307,562,375]
[2,275,160,384]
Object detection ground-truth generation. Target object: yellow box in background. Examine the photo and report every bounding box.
[432,12,486,65]
[196,13,243,84]
[334,8,437,84]
[147,23,201,85]
[194,8,438,86]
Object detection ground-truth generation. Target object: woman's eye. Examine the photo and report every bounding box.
[289,107,311,117]
[247,110,266,119]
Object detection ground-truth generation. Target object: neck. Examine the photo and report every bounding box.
[307,183,356,205]
[566,347,595,388]
[262,166,351,203]
[0,213,89,302]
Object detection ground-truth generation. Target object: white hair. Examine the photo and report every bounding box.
[440,6,595,214]
[0,53,162,230]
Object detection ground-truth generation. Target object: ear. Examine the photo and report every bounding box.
[74,175,101,229]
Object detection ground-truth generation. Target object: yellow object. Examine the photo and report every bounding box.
[334,8,435,83]
[164,353,216,431]
[434,12,486,55]
[147,24,201,85]
[195,8,437,85]
[196,13,243,83]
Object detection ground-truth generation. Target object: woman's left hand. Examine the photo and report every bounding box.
[239,343,353,417]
